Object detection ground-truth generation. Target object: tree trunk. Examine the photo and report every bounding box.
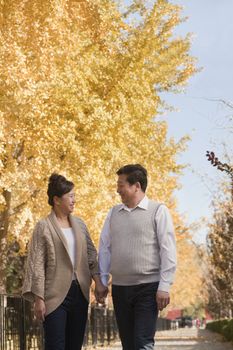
[0,190,11,294]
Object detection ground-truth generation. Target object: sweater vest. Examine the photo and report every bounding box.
[109,200,161,285]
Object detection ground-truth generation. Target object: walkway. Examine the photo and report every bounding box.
[155,327,233,349]
[100,327,233,350]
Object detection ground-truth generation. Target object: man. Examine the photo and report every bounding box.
[98,164,176,350]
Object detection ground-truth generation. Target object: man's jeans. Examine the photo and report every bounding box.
[43,280,88,350]
[112,282,159,350]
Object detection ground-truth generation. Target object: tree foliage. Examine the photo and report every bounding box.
[207,200,233,318]
[0,0,197,294]
[206,147,233,318]
[169,232,207,311]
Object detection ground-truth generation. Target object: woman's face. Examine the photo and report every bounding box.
[56,188,76,214]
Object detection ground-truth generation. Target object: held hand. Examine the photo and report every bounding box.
[34,297,46,321]
[94,281,108,304]
[156,290,170,311]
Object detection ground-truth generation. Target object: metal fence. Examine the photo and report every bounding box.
[156,317,172,331]
[0,295,118,350]
[0,295,43,350]
[0,295,171,350]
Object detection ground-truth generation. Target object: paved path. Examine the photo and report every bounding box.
[99,327,233,350]
[154,327,233,349]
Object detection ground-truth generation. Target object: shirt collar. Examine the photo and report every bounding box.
[118,195,149,212]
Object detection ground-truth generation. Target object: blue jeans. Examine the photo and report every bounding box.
[43,280,88,350]
[112,282,159,350]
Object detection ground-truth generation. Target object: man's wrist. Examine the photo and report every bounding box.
[158,281,171,293]
[157,290,169,295]
[35,295,44,302]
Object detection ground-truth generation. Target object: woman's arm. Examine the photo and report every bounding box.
[80,219,108,302]
[22,221,47,319]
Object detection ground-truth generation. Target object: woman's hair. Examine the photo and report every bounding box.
[47,173,74,206]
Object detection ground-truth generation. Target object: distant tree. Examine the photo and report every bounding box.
[206,151,233,318]
[169,234,208,311]
[207,204,233,318]
[206,151,233,199]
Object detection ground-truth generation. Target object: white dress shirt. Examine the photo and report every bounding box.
[98,196,176,292]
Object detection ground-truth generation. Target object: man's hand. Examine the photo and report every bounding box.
[34,296,46,321]
[94,281,108,304]
[156,290,170,311]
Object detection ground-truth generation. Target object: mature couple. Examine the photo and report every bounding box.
[22,164,177,350]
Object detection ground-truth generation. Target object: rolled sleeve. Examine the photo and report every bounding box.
[84,226,99,276]
[22,221,46,301]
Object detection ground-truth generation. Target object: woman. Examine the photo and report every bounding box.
[23,173,107,350]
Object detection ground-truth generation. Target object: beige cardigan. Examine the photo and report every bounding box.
[22,210,98,315]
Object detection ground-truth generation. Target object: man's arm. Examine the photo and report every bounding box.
[155,205,177,310]
[98,209,112,287]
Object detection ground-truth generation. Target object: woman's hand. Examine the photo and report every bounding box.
[34,296,46,321]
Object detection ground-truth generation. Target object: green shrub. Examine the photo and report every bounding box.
[207,319,233,341]
[222,319,233,341]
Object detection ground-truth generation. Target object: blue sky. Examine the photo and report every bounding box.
[122,0,232,243]
[161,0,233,243]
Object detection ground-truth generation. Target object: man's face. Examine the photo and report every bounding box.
[117,174,137,206]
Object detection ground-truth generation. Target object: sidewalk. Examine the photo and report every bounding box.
[155,327,233,349]
[98,327,233,350]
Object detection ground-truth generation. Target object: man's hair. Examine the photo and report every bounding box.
[116,164,148,192]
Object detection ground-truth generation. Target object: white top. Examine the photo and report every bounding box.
[61,227,76,270]
[98,196,177,292]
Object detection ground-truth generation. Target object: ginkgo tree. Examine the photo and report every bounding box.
[0,0,197,294]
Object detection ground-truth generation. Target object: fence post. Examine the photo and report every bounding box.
[0,295,3,350]
[19,297,25,350]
